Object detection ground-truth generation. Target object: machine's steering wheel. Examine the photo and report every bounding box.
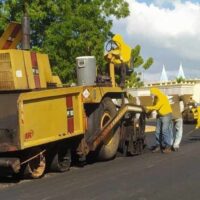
[106,40,117,52]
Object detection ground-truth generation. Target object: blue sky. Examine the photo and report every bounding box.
[112,0,200,83]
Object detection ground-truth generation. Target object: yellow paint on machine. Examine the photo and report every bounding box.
[0,22,22,50]
[0,47,124,150]
[0,50,28,89]
[82,86,123,103]
[18,87,85,149]
[16,84,123,150]
[0,49,61,90]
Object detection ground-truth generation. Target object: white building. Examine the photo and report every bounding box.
[127,80,200,103]
[128,63,200,103]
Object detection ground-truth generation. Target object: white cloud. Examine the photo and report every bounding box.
[112,0,200,82]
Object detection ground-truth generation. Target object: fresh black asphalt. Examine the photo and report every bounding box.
[0,122,200,200]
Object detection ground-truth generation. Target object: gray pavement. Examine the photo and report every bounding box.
[0,123,200,200]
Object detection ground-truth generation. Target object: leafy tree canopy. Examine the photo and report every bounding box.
[0,0,129,83]
[176,76,185,83]
[126,45,154,88]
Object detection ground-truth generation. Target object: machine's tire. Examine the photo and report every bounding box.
[50,147,71,172]
[87,97,120,161]
[23,148,46,179]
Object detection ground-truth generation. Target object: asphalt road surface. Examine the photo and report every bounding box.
[0,123,200,200]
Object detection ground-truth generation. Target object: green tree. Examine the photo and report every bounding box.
[126,45,153,88]
[176,76,185,83]
[0,0,129,83]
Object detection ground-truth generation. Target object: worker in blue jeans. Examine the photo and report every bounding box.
[172,118,183,151]
[168,95,184,151]
[146,87,173,153]
[154,114,173,152]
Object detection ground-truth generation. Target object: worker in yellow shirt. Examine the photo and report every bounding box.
[146,87,173,153]
[105,34,132,87]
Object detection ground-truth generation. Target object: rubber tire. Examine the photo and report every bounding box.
[87,97,120,161]
[50,147,71,172]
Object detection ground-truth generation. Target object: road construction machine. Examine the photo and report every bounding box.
[0,16,146,179]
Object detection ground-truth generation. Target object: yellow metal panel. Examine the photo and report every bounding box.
[0,52,15,89]
[16,85,122,150]
[37,53,53,84]
[36,53,49,88]
[18,87,85,149]
[23,50,36,89]
[0,49,29,89]
[82,86,123,103]
[10,50,28,89]
[22,96,67,148]
[72,94,84,132]
[10,29,22,49]
[19,86,83,101]
[22,51,56,89]
[0,22,22,49]
[0,49,61,89]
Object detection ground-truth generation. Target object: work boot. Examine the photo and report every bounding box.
[162,147,172,154]
[151,145,160,153]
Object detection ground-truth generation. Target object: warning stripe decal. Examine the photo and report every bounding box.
[66,96,74,133]
[31,52,38,67]
[30,52,41,88]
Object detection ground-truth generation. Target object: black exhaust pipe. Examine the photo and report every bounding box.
[22,4,30,50]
